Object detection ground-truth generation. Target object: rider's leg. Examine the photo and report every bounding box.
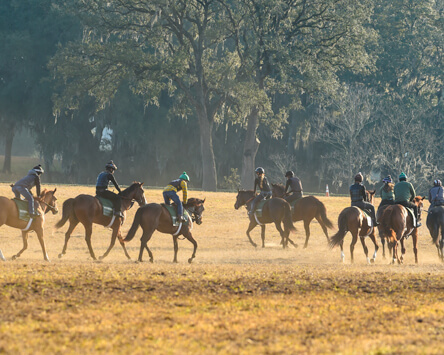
[163,191,172,205]
[98,190,123,217]
[11,185,21,199]
[20,187,38,217]
[167,191,185,221]
[249,195,264,215]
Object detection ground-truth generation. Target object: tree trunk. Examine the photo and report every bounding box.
[196,110,217,191]
[2,122,15,173]
[240,106,260,189]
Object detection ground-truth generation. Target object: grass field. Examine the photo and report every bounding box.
[0,183,443,354]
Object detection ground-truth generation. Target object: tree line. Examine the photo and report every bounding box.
[0,0,442,193]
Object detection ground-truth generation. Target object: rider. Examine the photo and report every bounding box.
[349,172,378,226]
[11,164,44,218]
[394,172,421,227]
[249,167,272,216]
[284,170,303,203]
[429,179,444,208]
[163,172,189,222]
[96,160,123,218]
[378,175,395,210]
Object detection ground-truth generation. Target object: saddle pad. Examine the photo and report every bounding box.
[96,196,114,217]
[404,207,416,227]
[253,199,267,218]
[12,198,31,221]
[161,204,190,227]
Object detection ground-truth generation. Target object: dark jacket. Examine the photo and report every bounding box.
[96,171,121,192]
[15,170,41,196]
[394,181,415,203]
[350,183,366,202]
[285,176,303,194]
[253,176,271,193]
[429,186,444,207]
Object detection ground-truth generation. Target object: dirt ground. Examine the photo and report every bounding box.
[0,183,443,354]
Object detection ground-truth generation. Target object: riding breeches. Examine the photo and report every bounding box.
[352,200,376,221]
[96,189,122,212]
[12,185,36,215]
[163,190,183,217]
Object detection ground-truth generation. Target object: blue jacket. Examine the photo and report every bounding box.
[15,170,41,196]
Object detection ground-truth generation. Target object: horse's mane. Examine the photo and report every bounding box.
[121,182,142,196]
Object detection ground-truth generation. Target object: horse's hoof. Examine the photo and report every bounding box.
[303,245,308,249]
[94,259,102,264]
[188,258,193,264]
[149,259,154,263]
[58,253,64,259]
[98,255,104,261]
[44,259,51,263]
[135,260,141,264]
[370,259,375,264]
[11,255,17,261]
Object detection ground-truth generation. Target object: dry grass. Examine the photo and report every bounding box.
[0,183,443,354]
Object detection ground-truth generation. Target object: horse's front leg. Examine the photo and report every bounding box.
[411,229,419,264]
[245,220,258,248]
[184,230,198,264]
[99,225,120,260]
[350,232,358,264]
[303,220,311,249]
[359,236,370,264]
[399,237,406,264]
[84,224,97,260]
[36,228,50,262]
[172,236,179,263]
[261,225,266,248]
[12,231,29,261]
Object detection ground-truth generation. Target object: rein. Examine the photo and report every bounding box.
[39,198,58,213]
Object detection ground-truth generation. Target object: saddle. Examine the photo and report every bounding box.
[288,196,303,209]
[95,196,114,217]
[250,199,267,218]
[161,204,191,227]
[12,198,33,221]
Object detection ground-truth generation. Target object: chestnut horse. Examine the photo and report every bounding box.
[234,190,297,248]
[426,206,444,262]
[55,182,146,261]
[329,190,379,263]
[123,198,205,263]
[272,183,334,248]
[378,196,425,264]
[0,189,58,261]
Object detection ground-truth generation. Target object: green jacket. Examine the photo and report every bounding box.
[379,185,395,201]
[394,181,416,203]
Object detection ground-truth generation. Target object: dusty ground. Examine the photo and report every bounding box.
[0,183,443,354]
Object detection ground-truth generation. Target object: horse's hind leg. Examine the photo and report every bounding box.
[183,230,198,264]
[261,225,266,248]
[274,222,287,248]
[138,228,155,262]
[172,236,179,263]
[58,219,79,259]
[359,236,371,264]
[35,228,50,262]
[83,223,96,260]
[350,232,358,263]
[118,230,132,260]
[303,220,312,249]
[99,226,124,260]
[12,231,29,261]
[400,238,406,264]
[316,216,330,244]
[412,230,419,264]
[368,233,379,263]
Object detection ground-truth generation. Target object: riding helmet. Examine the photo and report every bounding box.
[399,172,407,181]
[382,175,392,183]
[354,172,363,182]
[105,160,118,171]
[179,172,190,182]
[33,164,44,175]
[434,179,442,186]
[285,170,294,178]
[255,167,264,174]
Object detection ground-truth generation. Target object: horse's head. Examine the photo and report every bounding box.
[234,189,254,210]
[366,190,376,204]
[39,188,58,215]
[185,198,205,225]
[122,182,147,207]
[271,183,285,198]
[413,196,426,215]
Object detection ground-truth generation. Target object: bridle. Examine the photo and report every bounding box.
[120,186,146,208]
[185,203,205,224]
[39,196,58,214]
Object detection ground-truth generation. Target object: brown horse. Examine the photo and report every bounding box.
[376,204,392,259]
[123,198,205,263]
[426,206,444,262]
[55,182,146,261]
[271,183,334,248]
[378,196,425,264]
[0,189,58,261]
[234,190,297,248]
[329,190,379,263]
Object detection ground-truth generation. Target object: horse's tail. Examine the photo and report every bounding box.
[427,210,441,245]
[55,198,76,229]
[316,198,334,229]
[329,210,348,248]
[283,202,297,234]
[379,207,396,241]
[124,207,143,242]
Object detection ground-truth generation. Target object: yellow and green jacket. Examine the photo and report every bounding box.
[164,179,188,204]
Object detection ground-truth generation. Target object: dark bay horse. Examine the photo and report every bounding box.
[234,190,297,248]
[55,182,146,261]
[426,206,444,262]
[123,198,205,263]
[271,184,334,248]
[329,190,379,263]
[0,189,58,261]
[378,196,425,264]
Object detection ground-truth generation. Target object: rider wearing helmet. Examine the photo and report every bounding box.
[394,172,421,227]
[378,175,395,211]
[12,164,44,217]
[429,179,444,208]
[163,172,189,222]
[284,170,303,202]
[349,172,378,226]
[249,167,272,216]
[96,160,123,218]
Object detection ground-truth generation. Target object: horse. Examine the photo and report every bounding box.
[426,206,444,262]
[0,189,58,261]
[378,196,425,264]
[123,198,205,263]
[234,190,297,248]
[329,190,379,263]
[271,183,334,248]
[55,182,146,261]
[376,204,392,259]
